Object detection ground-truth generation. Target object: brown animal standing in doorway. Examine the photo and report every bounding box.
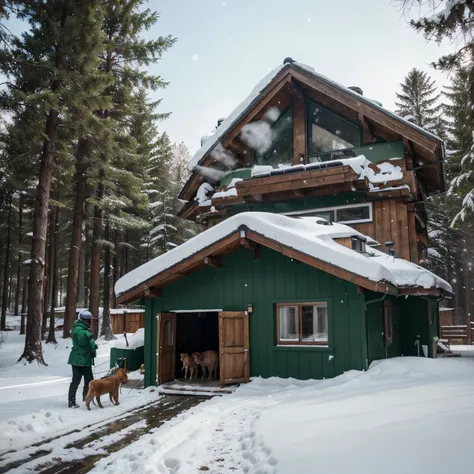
[85,367,128,410]
[180,353,198,380]
[192,351,219,380]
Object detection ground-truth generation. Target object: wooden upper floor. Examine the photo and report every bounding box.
[177,58,445,264]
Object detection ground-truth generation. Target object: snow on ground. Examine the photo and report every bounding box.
[0,325,155,454]
[90,356,474,474]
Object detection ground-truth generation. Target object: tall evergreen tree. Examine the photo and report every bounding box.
[1,0,109,363]
[443,67,472,182]
[398,1,474,223]
[395,68,443,134]
[82,0,175,339]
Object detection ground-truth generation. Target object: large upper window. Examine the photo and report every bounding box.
[277,303,328,345]
[254,108,294,167]
[308,101,360,159]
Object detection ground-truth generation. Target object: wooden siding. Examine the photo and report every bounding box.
[354,200,411,261]
[439,308,454,327]
[111,311,144,334]
[221,193,423,263]
[144,247,367,387]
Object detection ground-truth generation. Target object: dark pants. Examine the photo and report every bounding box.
[68,365,93,403]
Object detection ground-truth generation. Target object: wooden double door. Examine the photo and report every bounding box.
[157,311,249,387]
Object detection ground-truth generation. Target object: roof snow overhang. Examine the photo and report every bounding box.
[116,224,453,305]
[179,61,445,208]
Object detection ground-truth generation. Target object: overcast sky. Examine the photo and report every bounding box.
[147,0,455,156]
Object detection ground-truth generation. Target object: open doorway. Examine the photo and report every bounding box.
[174,312,219,379]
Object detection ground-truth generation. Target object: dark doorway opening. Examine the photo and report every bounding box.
[174,312,219,379]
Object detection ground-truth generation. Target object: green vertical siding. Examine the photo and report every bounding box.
[399,296,432,357]
[144,247,367,386]
[365,294,402,365]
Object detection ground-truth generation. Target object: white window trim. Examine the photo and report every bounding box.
[283,202,373,225]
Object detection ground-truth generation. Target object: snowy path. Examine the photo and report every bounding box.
[0,395,204,473]
[0,330,155,454]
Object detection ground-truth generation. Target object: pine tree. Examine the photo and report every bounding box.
[443,67,473,182]
[398,1,474,223]
[1,0,109,364]
[395,68,443,134]
[83,0,175,339]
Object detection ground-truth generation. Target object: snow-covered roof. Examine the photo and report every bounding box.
[187,61,442,172]
[115,212,451,299]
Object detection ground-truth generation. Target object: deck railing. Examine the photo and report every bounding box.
[440,319,474,345]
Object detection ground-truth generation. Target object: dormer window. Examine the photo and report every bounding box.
[351,237,366,253]
[307,101,360,162]
[254,108,294,168]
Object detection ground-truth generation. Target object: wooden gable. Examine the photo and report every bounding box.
[179,61,445,206]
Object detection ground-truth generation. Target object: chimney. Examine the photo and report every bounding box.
[348,86,363,96]
[385,241,395,257]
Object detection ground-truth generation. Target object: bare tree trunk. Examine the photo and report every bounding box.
[89,180,103,340]
[8,273,13,315]
[64,140,87,337]
[100,220,115,340]
[43,212,53,338]
[112,230,118,309]
[124,233,129,275]
[20,238,30,335]
[47,192,59,344]
[20,107,58,364]
[14,194,23,317]
[84,205,90,309]
[1,196,12,330]
[77,242,85,307]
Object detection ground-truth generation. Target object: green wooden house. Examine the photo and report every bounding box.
[115,213,450,387]
[115,59,451,388]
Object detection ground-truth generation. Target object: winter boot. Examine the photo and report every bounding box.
[68,400,79,409]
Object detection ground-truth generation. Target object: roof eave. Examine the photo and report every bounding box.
[116,225,402,304]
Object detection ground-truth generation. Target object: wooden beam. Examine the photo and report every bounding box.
[240,238,256,250]
[403,137,414,158]
[358,112,373,144]
[204,256,222,268]
[236,166,360,197]
[398,287,444,297]
[293,88,306,165]
[253,244,261,261]
[143,286,161,298]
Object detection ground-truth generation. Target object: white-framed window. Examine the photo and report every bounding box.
[277,303,328,345]
[284,202,373,225]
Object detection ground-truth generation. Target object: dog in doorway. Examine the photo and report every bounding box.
[180,353,198,380]
[85,367,128,410]
[192,351,219,380]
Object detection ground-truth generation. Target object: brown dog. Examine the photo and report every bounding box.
[180,353,198,380]
[192,351,219,380]
[85,367,128,410]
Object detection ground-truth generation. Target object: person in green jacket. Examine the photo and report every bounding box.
[67,311,98,408]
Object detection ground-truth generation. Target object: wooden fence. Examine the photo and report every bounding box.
[111,310,145,334]
[440,320,474,345]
